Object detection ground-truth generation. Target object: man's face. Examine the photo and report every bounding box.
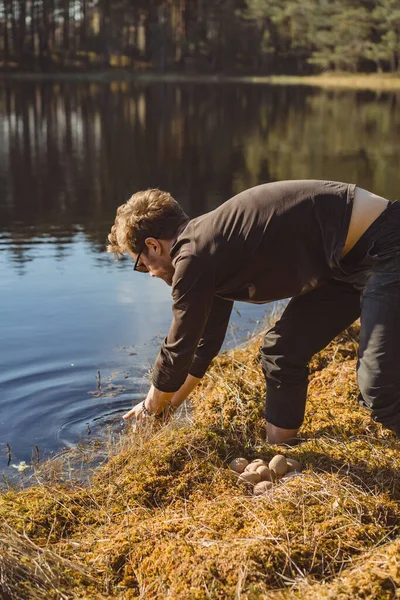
[127,242,175,286]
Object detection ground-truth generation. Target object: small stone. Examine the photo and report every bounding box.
[229,458,249,474]
[238,471,261,485]
[286,458,302,472]
[253,481,274,496]
[256,466,274,482]
[268,455,288,476]
[281,471,302,482]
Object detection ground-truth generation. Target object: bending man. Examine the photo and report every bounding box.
[107,180,400,443]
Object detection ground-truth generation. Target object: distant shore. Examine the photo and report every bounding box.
[1,71,400,91]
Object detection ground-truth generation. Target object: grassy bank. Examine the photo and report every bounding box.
[1,70,400,91]
[258,72,400,91]
[1,322,400,599]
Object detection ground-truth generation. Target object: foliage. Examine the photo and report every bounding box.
[0,0,400,73]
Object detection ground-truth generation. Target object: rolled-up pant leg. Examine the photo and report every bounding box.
[357,255,400,434]
[260,279,361,429]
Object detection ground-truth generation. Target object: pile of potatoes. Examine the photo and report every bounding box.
[229,455,303,496]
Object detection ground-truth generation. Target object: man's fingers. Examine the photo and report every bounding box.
[122,409,135,420]
[123,404,142,421]
[123,402,176,426]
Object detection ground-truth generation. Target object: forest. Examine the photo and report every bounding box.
[0,0,400,74]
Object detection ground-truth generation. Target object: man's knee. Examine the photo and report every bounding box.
[259,327,309,387]
[259,325,308,383]
[259,326,281,368]
[357,373,400,435]
[260,327,309,431]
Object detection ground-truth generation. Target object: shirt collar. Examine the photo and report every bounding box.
[169,219,191,257]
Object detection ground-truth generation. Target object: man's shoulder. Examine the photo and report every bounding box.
[171,250,204,272]
[171,214,217,262]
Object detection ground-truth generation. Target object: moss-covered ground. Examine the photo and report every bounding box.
[1,322,400,599]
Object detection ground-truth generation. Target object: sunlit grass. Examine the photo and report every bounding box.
[263,72,400,91]
[1,319,400,598]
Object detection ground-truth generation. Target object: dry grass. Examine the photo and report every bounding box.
[250,73,400,91]
[1,320,400,599]
[0,523,106,600]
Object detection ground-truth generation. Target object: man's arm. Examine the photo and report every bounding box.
[124,257,232,422]
[189,295,234,379]
[122,297,232,423]
[151,255,220,392]
[170,373,201,408]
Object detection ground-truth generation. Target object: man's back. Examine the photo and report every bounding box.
[171,179,356,302]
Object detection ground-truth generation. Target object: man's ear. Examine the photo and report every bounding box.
[144,237,162,255]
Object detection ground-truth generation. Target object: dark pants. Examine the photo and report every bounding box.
[260,200,400,436]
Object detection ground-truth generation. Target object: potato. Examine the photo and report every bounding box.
[229,458,249,474]
[245,462,264,473]
[286,458,302,472]
[253,481,274,496]
[268,454,288,476]
[256,466,274,482]
[238,471,261,485]
[251,459,266,465]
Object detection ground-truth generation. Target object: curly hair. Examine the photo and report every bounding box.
[107,189,189,255]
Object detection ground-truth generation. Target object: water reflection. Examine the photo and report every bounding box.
[1,80,400,270]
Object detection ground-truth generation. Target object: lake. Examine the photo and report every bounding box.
[1,78,399,472]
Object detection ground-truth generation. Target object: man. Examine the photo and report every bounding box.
[107,180,400,443]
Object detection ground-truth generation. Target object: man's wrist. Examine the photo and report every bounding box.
[142,400,155,417]
[146,386,175,415]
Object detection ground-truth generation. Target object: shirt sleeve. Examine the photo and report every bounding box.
[152,254,230,392]
[189,295,233,378]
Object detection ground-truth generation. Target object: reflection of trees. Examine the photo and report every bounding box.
[0,80,399,267]
[250,89,400,198]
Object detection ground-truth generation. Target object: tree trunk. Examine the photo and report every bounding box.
[38,0,49,62]
[63,0,70,53]
[48,0,56,51]
[9,0,17,57]
[4,0,17,60]
[81,0,88,47]
[30,0,36,58]
[101,0,111,63]
[2,0,10,62]
[19,0,27,58]
[145,3,158,67]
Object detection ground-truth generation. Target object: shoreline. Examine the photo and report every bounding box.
[1,322,400,598]
[1,71,400,91]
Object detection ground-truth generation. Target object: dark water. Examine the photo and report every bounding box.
[1,79,400,472]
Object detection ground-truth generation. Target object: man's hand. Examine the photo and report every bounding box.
[122,375,201,429]
[122,401,147,423]
[123,385,174,425]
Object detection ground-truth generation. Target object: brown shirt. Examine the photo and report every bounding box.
[152,180,356,392]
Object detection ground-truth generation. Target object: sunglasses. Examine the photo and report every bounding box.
[133,248,149,273]
[133,234,161,273]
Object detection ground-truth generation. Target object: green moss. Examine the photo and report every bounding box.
[2,322,400,599]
